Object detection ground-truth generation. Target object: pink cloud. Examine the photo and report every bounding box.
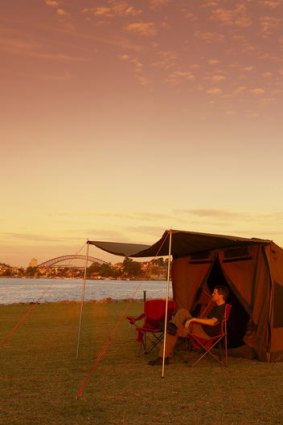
[149,0,171,9]
[211,5,251,27]
[40,71,72,81]
[259,0,281,9]
[165,70,196,85]
[119,54,143,72]
[182,209,245,220]
[250,88,265,95]
[208,59,220,65]
[83,3,142,18]
[118,53,148,86]
[0,37,35,52]
[194,31,224,43]
[206,87,223,95]
[242,66,254,72]
[152,50,177,70]
[181,9,198,21]
[125,22,157,37]
[262,71,273,78]
[136,75,150,86]
[260,16,281,35]
[45,1,68,19]
[233,86,247,95]
[210,74,226,82]
[45,0,59,7]
[57,9,67,16]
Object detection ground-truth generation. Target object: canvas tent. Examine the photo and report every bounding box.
[88,229,283,362]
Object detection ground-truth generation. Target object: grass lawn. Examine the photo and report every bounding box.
[1,301,283,425]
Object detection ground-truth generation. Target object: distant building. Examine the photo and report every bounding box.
[29,258,38,267]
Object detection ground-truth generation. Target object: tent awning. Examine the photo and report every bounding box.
[87,241,151,257]
[88,230,269,258]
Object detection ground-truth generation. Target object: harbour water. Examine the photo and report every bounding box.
[0,278,173,305]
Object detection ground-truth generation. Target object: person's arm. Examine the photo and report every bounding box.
[184,316,218,330]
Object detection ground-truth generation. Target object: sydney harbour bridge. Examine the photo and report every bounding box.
[37,255,107,269]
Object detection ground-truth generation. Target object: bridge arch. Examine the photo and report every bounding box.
[37,255,107,269]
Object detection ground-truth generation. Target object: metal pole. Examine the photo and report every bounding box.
[76,242,90,359]
[143,290,147,349]
[161,230,173,378]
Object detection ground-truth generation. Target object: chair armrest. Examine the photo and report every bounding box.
[126,313,145,324]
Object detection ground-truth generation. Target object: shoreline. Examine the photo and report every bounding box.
[0,298,146,306]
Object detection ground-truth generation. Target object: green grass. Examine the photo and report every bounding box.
[1,301,283,425]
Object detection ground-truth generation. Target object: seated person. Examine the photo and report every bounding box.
[148,285,229,365]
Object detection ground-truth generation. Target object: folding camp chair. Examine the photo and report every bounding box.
[126,299,176,354]
[187,303,232,367]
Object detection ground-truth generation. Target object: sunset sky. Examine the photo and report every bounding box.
[1,0,283,267]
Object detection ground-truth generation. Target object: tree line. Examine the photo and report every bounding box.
[0,258,168,280]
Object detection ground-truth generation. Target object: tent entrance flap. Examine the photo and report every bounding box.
[206,259,249,349]
[179,256,250,350]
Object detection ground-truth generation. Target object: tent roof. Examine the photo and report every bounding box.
[88,229,270,258]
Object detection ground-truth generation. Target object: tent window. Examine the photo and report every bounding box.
[273,282,283,328]
[189,260,213,264]
[189,252,213,264]
[222,246,252,263]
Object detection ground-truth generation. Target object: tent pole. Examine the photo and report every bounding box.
[76,242,90,359]
[161,230,172,378]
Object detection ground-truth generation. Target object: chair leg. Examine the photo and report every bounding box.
[217,337,228,366]
[145,333,163,354]
[139,332,163,355]
[137,336,146,356]
[188,336,228,367]
[186,337,199,364]
[219,342,224,365]
[226,335,229,365]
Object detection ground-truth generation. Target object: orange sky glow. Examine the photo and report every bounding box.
[1,0,283,266]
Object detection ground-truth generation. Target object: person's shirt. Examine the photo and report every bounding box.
[202,303,226,337]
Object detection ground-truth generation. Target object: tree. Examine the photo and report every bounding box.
[99,263,114,277]
[123,257,142,278]
[25,266,37,277]
[87,262,103,277]
[1,268,12,276]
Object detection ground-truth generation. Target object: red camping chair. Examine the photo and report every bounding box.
[187,304,232,367]
[126,299,176,354]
